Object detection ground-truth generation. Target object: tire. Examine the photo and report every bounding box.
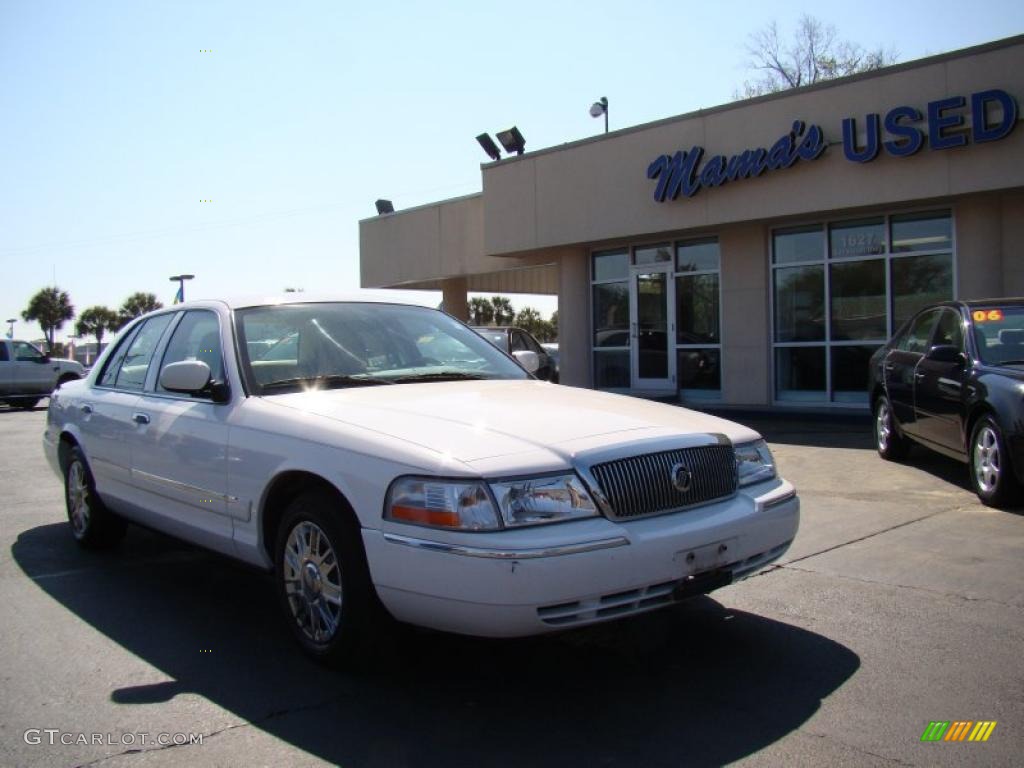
[874,395,910,461]
[274,490,379,666]
[64,446,126,549]
[969,415,1023,508]
[14,398,40,410]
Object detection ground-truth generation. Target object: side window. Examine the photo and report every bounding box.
[13,341,45,361]
[523,333,544,355]
[898,310,938,354]
[0,343,8,362]
[932,310,964,351]
[510,332,528,352]
[113,315,174,391]
[158,311,224,393]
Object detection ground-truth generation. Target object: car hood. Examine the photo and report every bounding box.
[263,380,760,468]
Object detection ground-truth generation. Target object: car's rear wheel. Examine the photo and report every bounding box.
[874,395,910,460]
[64,446,126,548]
[970,415,1022,508]
[13,398,40,410]
[274,490,377,666]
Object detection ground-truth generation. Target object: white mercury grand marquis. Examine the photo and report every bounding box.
[44,296,799,663]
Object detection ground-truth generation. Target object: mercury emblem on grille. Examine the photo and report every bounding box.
[670,463,692,493]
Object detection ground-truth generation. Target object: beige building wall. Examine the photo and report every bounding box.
[719,224,770,406]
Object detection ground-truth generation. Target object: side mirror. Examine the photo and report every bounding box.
[925,344,965,364]
[160,360,212,393]
[512,350,540,374]
[38,355,51,364]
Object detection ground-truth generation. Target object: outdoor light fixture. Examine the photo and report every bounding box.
[375,199,395,215]
[590,96,609,133]
[169,274,195,304]
[496,126,526,156]
[476,133,502,162]
[5,318,15,339]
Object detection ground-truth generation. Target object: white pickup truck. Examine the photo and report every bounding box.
[1,339,85,409]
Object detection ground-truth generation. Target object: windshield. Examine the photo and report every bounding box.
[971,307,1024,366]
[236,302,529,393]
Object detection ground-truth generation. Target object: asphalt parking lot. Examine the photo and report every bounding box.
[1,404,1022,767]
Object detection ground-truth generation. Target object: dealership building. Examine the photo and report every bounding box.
[360,35,1024,411]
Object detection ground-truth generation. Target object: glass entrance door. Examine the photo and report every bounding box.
[630,266,675,391]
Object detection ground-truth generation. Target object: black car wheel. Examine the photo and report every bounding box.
[874,395,910,460]
[969,415,1022,508]
[64,446,126,548]
[274,490,378,666]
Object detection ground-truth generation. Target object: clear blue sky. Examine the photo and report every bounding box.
[2,0,1022,343]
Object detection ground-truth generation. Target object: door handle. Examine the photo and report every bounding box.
[132,412,150,425]
[80,404,93,415]
[914,372,925,381]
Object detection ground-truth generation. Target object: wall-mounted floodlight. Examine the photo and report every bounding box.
[476,133,502,162]
[375,199,395,215]
[590,96,608,133]
[496,126,526,156]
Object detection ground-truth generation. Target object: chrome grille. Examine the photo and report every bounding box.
[589,444,737,520]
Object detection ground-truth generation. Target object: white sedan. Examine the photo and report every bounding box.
[44,296,799,664]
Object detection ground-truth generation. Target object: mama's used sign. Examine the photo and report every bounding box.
[647,89,1017,203]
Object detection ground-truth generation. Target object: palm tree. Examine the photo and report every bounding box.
[116,292,163,329]
[22,287,75,352]
[490,296,515,325]
[76,306,120,352]
[468,297,494,326]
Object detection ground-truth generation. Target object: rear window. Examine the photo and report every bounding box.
[970,307,1024,366]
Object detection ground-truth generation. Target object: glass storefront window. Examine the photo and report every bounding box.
[676,274,719,344]
[830,260,886,340]
[676,238,720,272]
[774,265,825,342]
[831,345,880,403]
[594,350,629,389]
[773,225,824,265]
[891,253,953,331]
[678,348,720,390]
[593,282,629,348]
[830,218,885,258]
[634,244,672,266]
[775,347,826,401]
[593,249,628,282]
[891,212,952,253]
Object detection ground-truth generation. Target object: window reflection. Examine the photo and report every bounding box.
[593,282,629,348]
[774,265,825,342]
[830,260,886,340]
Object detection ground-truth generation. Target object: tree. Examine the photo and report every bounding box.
[737,15,897,98]
[490,296,515,325]
[21,287,75,352]
[76,306,120,350]
[117,292,163,329]
[468,297,494,326]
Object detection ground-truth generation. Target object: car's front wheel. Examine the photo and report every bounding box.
[64,446,126,548]
[970,415,1022,508]
[274,490,377,665]
[874,395,910,460]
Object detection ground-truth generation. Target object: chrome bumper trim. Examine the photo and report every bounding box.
[382,533,630,559]
[760,488,797,511]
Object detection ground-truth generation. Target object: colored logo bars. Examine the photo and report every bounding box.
[920,721,997,742]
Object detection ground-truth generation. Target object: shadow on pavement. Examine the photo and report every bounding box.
[13,523,860,767]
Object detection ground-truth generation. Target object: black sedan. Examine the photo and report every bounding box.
[869,299,1024,508]
[471,326,558,382]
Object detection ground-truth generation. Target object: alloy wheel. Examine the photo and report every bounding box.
[973,425,1001,494]
[876,401,892,452]
[283,521,344,643]
[67,461,91,536]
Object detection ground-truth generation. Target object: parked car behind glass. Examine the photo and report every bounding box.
[472,326,558,382]
[869,298,1024,507]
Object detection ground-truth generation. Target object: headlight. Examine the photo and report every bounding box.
[385,477,500,531]
[489,474,598,528]
[735,440,776,487]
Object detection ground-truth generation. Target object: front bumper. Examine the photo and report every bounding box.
[363,478,799,637]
